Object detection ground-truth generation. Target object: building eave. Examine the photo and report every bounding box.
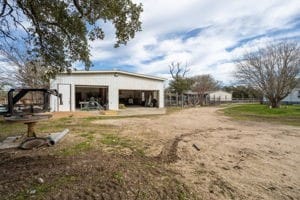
[58,70,166,81]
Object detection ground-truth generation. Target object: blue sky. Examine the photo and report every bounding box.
[1,0,300,85]
[84,0,300,84]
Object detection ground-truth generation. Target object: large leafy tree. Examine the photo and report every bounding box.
[235,41,300,108]
[0,0,143,77]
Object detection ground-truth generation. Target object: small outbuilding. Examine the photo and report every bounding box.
[50,70,165,111]
[205,90,232,102]
[281,81,300,104]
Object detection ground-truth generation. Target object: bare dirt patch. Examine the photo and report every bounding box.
[93,107,300,199]
[1,106,299,199]
[49,111,101,119]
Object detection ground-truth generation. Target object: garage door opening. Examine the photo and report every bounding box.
[75,86,108,110]
[119,90,159,108]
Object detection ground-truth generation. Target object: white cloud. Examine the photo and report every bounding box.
[88,0,300,84]
[1,0,299,85]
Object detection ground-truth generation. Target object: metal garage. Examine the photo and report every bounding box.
[50,70,165,111]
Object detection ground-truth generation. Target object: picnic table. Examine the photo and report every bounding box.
[79,101,103,110]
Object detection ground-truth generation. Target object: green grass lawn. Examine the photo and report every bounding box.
[223,104,300,126]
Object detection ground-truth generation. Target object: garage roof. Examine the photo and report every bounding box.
[60,70,166,81]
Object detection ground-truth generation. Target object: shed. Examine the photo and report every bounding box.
[281,80,300,104]
[205,90,232,102]
[50,70,165,111]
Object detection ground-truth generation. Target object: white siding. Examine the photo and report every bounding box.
[50,72,165,111]
[208,90,232,101]
[57,84,71,111]
[282,87,300,103]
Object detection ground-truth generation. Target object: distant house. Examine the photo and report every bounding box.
[205,90,232,102]
[282,81,300,104]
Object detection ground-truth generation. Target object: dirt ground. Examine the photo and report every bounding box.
[0,107,299,199]
[93,107,300,200]
[48,107,165,119]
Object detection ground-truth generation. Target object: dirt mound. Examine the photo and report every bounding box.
[0,151,195,200]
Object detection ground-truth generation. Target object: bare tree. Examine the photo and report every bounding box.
[15,62,49,88]
[168,62,192,107]
[191,74,220,105]
[0,45,21,88]
[169,62,191,94]
[169,62,190,79]
[0,65,14,88]
[0,45,49,88]
[236,41,300,108]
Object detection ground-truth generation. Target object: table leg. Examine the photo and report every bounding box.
[25,122,37,137]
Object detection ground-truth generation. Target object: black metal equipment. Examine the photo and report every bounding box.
[4,88,62,117]
[1,88,62,139]
[0,88,66,149]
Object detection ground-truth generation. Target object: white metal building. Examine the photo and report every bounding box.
[50,70,165,111]
[205,90,232,102]
[263,80,300,104]
[282,85,300,104]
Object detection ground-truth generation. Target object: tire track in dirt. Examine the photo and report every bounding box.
[156,130,203,163]
[155,128,249,200]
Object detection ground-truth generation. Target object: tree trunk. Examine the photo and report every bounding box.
[269,98,280,108]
